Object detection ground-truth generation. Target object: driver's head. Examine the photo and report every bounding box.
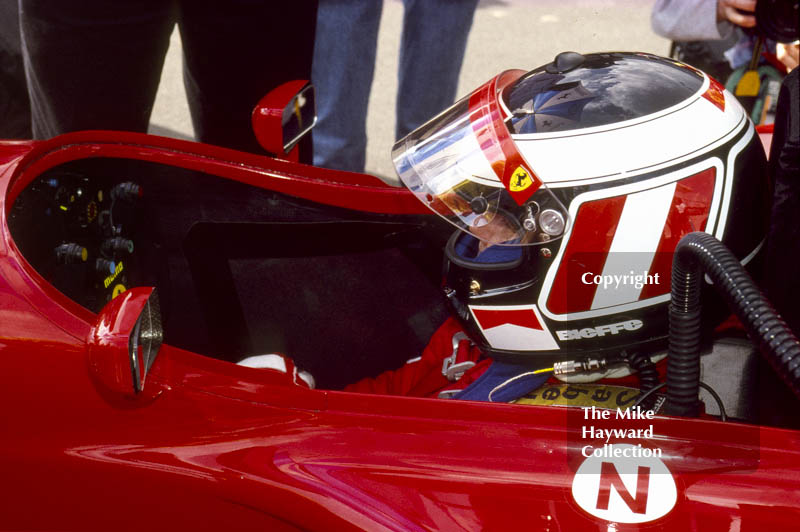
[394,52,769,364]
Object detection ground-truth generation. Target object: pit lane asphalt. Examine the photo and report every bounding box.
[148,0,670,184]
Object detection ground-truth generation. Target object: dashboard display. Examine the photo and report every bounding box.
[9,170,143,313]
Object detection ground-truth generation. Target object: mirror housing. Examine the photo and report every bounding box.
[87,287,163,397]
[252,80,316,162]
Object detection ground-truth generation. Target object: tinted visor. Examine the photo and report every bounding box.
[392,70,569,246]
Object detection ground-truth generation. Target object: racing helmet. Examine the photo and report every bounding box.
[393,52,769,364]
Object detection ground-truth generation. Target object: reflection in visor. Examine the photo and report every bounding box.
[439,180,500,229]
[503,72,595,135]
[468,210,523,251]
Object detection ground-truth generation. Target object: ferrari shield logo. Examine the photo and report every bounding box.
[510,166,533,192]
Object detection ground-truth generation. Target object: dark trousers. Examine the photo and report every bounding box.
[19,1,318,155]
[1,0,30,138]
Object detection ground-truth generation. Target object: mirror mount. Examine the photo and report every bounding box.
[87,287,164,399]
[252,80,316,163]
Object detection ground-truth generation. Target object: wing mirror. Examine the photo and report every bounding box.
[252,80,316,162]
[87,287,163,398]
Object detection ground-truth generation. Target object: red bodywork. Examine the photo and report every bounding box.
[0,130,798,531]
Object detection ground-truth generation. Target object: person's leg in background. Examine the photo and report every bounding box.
[396,0,478,140]
[19,0,176,139]
[0,0,30,138]
[178,0,318,159]
[311,0,382,172]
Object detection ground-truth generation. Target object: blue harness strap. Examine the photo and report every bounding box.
[454,360,551,402]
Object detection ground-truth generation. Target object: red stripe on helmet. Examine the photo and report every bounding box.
[702,76,726,113]
[468,70,543,205]
[639,167,717,300]
[547,195,627,314]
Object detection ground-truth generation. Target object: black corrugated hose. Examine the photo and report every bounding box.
[665,231,800,417]
[625,351,660,409]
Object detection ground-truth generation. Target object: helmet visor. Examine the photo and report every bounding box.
[392,70,569,246]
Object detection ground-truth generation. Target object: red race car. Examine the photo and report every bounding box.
[1,52,799,530]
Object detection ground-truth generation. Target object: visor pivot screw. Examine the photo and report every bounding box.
[469,279,482,295]
[469,196,488,215]
[523,218,536,232]
[541,247,552,258]
[522,204,538,232]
